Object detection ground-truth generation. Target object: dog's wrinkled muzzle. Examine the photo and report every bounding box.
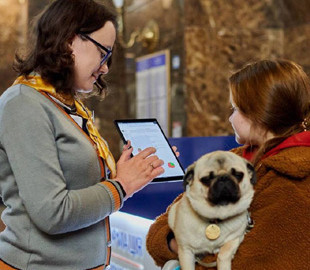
[208,174,240,206]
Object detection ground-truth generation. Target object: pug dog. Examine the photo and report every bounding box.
[168,151,256,270]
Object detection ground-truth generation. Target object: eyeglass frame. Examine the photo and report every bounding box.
[79,33,113,66]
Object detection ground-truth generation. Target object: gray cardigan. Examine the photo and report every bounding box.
[0,84,124,269]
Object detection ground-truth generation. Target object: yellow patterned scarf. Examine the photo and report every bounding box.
[13,75,116,178]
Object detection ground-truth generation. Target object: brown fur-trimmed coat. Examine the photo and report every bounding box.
[146,146,310,270]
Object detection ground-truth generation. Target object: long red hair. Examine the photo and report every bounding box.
[229,59,310,163]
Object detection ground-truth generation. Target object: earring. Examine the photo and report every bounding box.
[301,118,309,131]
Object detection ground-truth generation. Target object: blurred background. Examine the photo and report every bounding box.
[1,0,309,155]
[1,0,310,158]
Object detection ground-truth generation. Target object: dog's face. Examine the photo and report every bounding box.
[183,151,256,220]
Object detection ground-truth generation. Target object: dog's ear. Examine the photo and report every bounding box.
[183,162,196,190]
[246,162,257,185]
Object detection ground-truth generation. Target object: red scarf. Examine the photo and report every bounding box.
[242,131,310,162]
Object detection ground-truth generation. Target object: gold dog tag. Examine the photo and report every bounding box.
[205,224,221,240]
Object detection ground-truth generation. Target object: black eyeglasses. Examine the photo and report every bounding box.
[79,33,112,66]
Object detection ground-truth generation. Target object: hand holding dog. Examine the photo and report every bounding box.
[169,238,178,254]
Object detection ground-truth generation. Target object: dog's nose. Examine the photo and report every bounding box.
[217,174,231,185]
[214,174,235,191]
[216,175,236,192]
[208,174,240,205]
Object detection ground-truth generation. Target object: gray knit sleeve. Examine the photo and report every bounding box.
[0,86,123,234]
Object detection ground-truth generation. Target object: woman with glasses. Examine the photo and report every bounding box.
[0,0,165,269]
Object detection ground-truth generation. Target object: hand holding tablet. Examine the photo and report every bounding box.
[115,143,165,198]
[114,119,185,182]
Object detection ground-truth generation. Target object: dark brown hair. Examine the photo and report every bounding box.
[229,59,310,163]
[14,0,117,96]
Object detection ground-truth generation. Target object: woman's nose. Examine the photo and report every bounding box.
[99,63,109,75]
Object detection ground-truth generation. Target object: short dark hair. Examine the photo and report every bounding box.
[14,0,117,96]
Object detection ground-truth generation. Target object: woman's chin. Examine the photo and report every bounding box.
[73,84,93,93]
[235,136,245,145]
[76,87,93,94]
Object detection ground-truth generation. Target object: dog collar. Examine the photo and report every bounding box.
[206,211,254,228]
[208,218,222,224]
[205,212,254,241]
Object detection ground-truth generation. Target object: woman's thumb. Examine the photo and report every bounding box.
[118,146,133,164]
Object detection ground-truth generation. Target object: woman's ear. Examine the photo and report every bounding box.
[183,162,196,191]
[68,34,82,51]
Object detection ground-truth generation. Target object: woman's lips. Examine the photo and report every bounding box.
[92,74,97,83]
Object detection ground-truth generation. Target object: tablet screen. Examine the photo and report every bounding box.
[114,119,185,182]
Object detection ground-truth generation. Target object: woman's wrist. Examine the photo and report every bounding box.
[114,180,127,198]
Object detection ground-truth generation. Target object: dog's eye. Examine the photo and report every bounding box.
[231,168,244,182]
[200,172,215,186]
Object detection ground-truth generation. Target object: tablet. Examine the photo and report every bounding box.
[114,119,185,182]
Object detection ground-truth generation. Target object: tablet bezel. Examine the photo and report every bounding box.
[114,118,185,182]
